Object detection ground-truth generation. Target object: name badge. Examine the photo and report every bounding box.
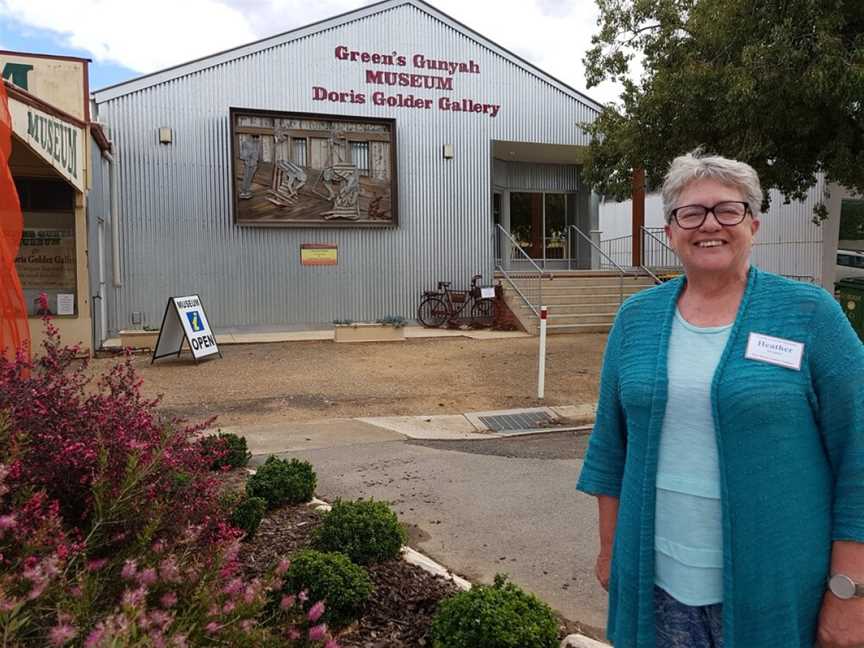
[745,332,804,370]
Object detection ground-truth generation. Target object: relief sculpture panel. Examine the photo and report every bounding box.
[230,108,397,227]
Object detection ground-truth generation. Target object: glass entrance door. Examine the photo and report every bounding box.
[544,194,566,262]
[510,192,541,259]
[508,192,569,268]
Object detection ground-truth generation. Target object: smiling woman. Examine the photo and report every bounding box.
[577,151,864,648]
[663,182,760,325]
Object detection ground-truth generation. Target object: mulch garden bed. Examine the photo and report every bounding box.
[225,464,581,646]
[239,502,462,647]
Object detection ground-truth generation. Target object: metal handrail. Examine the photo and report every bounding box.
[598,234,632,271]
[568,224,626,306]
[495,224,542,317]
[600,234,633,243]
[640,226,681,284]
[640,265,663,284]
[641,226,679,261]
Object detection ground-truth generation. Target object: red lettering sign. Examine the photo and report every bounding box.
[319,45,500,118]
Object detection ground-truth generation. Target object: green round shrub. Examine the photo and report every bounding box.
[200,432,251,470]
[312,498,406,565]
[429,574,559,648]
[280,549,373,628]
[246,456,316,509]
[231,495,267,539]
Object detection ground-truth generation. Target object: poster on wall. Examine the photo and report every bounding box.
[15,228,77,315]
[230,108,397,228]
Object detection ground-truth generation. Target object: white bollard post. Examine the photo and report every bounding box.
[538,306,548,399]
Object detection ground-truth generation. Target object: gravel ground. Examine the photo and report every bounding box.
[88,334,607,427]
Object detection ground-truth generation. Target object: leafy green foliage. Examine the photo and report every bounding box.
[582,0,864,215]
[246,456,316,509]
[312,499,407,565]
[430,574,559,648]
[280,550,373,628]
[231,495,267,539]
[375,315,406,327]
[201,432,252,470]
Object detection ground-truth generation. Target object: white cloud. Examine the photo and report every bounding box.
[0,0,257,71]
[0,0,624,104]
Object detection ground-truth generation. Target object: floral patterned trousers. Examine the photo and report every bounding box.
[654,586,723,648]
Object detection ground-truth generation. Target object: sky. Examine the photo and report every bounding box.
[0,0,623,104]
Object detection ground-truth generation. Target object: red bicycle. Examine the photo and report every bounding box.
[417,274,497,328]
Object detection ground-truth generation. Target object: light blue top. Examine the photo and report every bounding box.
[655,309,732,605]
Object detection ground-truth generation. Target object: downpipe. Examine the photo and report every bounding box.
[101,150,122,288]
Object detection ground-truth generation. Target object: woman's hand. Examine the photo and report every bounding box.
[819,543,864,647]
[595,495,619,591]
[595,549,612,591]
[816,593,864,648]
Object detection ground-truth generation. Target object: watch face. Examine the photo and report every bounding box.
[830,574,856,599]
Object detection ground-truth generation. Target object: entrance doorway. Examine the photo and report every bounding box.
[507,192,583,269]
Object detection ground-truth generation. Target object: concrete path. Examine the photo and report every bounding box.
[240,407,608,639]
[218,419,404,454]
[106,324,532,348]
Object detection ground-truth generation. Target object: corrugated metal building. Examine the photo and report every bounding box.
[88,0,602,343]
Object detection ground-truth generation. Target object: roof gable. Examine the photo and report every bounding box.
[92,0,601,110]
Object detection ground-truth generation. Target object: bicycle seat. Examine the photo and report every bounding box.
[437,281,451,289]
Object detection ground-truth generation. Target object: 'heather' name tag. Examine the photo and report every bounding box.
[745,332,804,370]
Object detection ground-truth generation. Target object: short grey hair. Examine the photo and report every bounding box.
[661,150,763,223]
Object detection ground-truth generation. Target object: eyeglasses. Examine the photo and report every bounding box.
[669,201,751,230]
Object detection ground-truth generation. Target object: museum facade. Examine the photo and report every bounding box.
[87,0,601,342]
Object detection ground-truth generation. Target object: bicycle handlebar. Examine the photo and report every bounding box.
[432,275,482,292]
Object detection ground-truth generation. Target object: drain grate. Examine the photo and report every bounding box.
[479,411,557,434]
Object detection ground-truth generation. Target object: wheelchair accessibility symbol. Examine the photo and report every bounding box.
[186,310,204,332]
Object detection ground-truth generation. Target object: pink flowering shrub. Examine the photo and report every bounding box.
[0,315,221,537]
[0,311,338,647]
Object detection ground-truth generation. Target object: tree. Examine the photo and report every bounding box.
[582,0,864,217]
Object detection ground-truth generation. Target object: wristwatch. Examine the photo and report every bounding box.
[828,574,864,599]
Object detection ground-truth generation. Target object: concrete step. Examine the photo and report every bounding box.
[509,285,651,296]
[496,270,644,278]
[504,289,646,305]
[508,276,655,288]
[505,294,634,308]
[499,272,656,335]
[514,302,622,315]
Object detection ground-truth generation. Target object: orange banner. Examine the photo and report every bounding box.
[0,80,29,360]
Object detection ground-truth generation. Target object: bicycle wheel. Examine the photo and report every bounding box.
[417,297,448,328]
[471,298,496,327]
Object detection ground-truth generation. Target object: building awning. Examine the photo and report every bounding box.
[5,80,86,192]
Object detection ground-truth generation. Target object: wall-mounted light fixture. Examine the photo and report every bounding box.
[158,127,173,144]
[442,144,454,159]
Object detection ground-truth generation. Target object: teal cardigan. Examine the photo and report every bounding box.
[576,267,864,647]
